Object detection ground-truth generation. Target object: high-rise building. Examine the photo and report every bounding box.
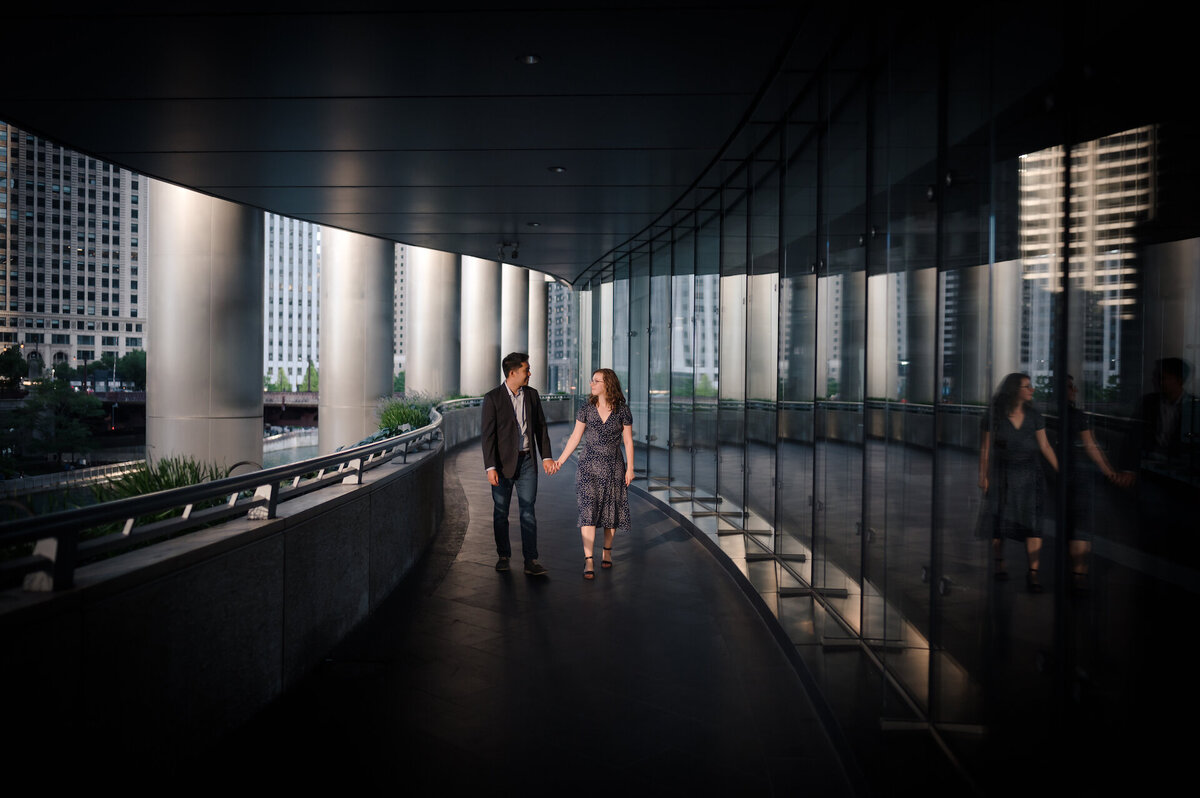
[262,225,408,391]
[546,279,576,393]
[263,213,320,389]
[393,244,406,378]
[1,122,147,376]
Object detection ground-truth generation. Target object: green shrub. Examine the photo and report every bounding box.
[378,394,435,435]
[88,456,226,540]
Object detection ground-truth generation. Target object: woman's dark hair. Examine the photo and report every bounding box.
[992,372,1032,417]
[588,368,627,409]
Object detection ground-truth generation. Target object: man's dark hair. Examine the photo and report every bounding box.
[1157,357,1190,383]
[502,352,530,378]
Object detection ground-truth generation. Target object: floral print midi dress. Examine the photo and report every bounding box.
[574,401,633,529]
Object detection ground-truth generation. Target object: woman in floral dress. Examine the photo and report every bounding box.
[554,368,634,579]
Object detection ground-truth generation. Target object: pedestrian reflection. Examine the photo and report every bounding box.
[1065,375,1133,592]
[1125,357,1199,558]
[978,373,1059,592]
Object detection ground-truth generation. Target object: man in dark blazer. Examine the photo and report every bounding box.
[481,352,557,575]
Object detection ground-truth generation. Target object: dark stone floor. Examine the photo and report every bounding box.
[201,423,854,796]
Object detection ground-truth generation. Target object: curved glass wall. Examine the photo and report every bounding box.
[576,13,1199,792]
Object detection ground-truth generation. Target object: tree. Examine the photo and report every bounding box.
[91,352,120,388]
[393,371,405,394]
[302,360,319,391]
[268,367,293,392]
[52,361,81,383]
[117,350,147,390]
[14,379,104,461]
[0,346,27,390]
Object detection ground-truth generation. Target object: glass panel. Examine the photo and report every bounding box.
[931,33,997,738]
[670,220,697,502]
[778,90,819,581]
[865,36,940,712]
[629,247,650,481]
[812,65,867,623]
[693,194,722,509]
[719,178,748,531]
[577,285,593,404]
[611,257,629,395]
[648,237,672,486]
[747,134,781,549]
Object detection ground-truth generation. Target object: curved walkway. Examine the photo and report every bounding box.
[204,423,853,795]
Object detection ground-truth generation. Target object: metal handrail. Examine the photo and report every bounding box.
[0,407,444,593]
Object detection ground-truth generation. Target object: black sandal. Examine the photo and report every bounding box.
[1027,568,1043,593]
[993,558,1009,581]
[601,546,613,569]
[583,556,595,580]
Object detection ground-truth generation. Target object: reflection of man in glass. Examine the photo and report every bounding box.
[1140,357,1196,463]
[1066,375,1133,591]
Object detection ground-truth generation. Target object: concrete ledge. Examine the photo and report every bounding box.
[0,442,444,767]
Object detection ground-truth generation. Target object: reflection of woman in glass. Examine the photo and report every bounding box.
[979,373,1059,592]
[555,368,634,580]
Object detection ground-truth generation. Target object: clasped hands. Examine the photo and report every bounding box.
[543,459,560,476]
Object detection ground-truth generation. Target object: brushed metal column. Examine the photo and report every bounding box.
[318,227,395,454]
[147,180,264,471]
[459,256,501,395]
[527,271,548,391]
[406,246,461,398]
[501,263,529,362]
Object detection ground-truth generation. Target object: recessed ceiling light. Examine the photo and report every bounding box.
[526,221,541,227]
[518,54,541,65]
[547,166,566,173]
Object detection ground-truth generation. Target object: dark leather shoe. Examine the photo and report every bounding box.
[524,560,548,576]
[495,557,511,572]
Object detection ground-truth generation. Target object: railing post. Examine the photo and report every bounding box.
[23,534,77,592]
[248,481,279,520]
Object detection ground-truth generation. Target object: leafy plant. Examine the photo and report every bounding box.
[88,456,226,540]
[378,394,435,435]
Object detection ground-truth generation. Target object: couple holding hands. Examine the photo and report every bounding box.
[481,352,633,580]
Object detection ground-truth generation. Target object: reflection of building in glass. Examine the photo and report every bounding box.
[547,279,576,393]
[818,273,844,397]
[263,213,320,388]
[1019,126,1154,393]
[1,122,147,373]
[671,273,719,389]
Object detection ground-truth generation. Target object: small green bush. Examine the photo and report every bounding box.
[378,393,435,436]
[88,456,226,539]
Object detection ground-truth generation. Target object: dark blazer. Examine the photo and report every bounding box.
[481,383,554,479]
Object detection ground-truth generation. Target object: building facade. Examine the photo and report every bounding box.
[263,213,320,390]
[1,122,147,375]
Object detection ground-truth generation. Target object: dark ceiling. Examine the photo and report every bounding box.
[3,3,811,284]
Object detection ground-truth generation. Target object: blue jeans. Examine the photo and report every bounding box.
[492,452,539,562]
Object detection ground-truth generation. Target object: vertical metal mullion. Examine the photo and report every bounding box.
[929,34,950,723]
[775,122,788,554]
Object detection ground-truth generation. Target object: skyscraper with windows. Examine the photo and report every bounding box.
[262,222,408,391]
[1,122,147,376]
[547,279,576,393]
[263,213,320,389]
[393,244,406,378]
